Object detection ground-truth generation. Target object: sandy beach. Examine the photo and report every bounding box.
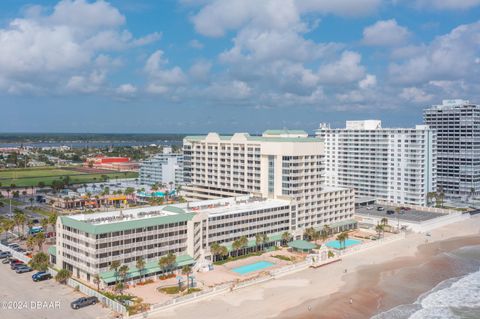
[150,215,480,319]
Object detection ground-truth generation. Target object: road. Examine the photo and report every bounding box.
[0,259,113,319]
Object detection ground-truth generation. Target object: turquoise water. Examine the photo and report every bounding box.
[326,239,362,249]
[232,261,274,275]
[137,191,165,197]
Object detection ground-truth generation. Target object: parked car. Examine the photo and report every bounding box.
[14,247,26,253]
[70,297,98,309]
[32,271,52,282]
[15,265,33,273]
[0,251,12,259]
[2,257,13,264]
[10,261,24,270]
[366,206,373,210]
[387,210,395,215]
[377,207,385,211]
[8,243,20,249]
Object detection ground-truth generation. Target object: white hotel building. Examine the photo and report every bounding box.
[316,121,436,206]
[139,147,184,186]
[182,130,356,236]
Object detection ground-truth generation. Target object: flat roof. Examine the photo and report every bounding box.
[288,240,316,250]
[60,196,290,234]
[355,204,447,222]
[184,133,317,143]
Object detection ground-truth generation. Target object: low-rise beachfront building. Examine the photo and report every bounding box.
[54,194,355,285]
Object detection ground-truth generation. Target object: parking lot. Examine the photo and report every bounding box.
[356,204,447,222]
[0,258,113,319]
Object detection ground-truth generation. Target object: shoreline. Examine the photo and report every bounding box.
[279,235,480,319]
[153,216,480,319]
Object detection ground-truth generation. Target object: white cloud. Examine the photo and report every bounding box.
[363,19,410,46]
[116,83,137,95]
[358,74,377,89]
[66,70,106,93]
[189,60,212,80]
[317,51,365,84]
[389,21,480,84]
[0,0,160,94]
[192,0,381,37]
[415,0,480,10]
[204,80,252,99]
[144,50,186,94]
[400,87,433,102]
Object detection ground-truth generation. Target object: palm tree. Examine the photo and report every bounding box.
[320,229,328,243]
[182,265,192,289]
[255,234,264,251]
[34,232,46,251]
[323,224,331,236]
[29,197,34,208]
[158,256,169,275]
[239,236,248,256]
[380,217,389,227]
[26,236,35,251]
[281,231,292,246]
[232,239,242,257]
[55,269,71,284]
[93,274,101,291]
[262,233,269,250]
[375,224,384,238]
[136,257,146,282]
[336,232,349,250]
[118,265,129,288]
[48,213,58,237]
[17,213,26,238]
[110,260,121,284]
[210,242,221,262]
[41,218,49,233]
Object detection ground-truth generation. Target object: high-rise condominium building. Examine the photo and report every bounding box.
[182,130,356,237]
[316,120,436,206]
[424,99,480,197]
[139,147,184,186]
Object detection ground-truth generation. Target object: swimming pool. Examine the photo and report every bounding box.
[325,239,362,249]
[231,261,274,275]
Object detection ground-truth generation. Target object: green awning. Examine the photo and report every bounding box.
[47,246,56,257]
[288,240,316,251]
[99,255,195,284]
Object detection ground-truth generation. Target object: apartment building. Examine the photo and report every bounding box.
[424,99,480,197]
[182,130,356,236]
[139,147,184,186]
[316,120,436,206]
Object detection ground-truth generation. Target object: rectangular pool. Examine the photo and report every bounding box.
[325,239,362,249]
[231,261,274,275]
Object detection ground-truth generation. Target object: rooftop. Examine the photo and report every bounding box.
[184,132,318,143]
[60,195,290,234]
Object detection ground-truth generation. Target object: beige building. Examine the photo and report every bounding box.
[183,130,356,238]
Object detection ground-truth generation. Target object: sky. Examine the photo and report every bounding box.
[0,0,479,134]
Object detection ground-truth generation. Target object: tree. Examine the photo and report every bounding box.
[281,231,292,246]
[136,257,146,282]
[255,234,264,251]
[320,229,328,243]
[375,224,384,238]
[232,239,242,257]
[238,236,248,255]
[110,260,121,284]
[35,232,46,251]
[380,218,389,227]
[118,265,129,286]
[336,232,349,250]
[2,219,14,242]
[29,197,34,208]
[26,235,36,251]
[93,274,101,291]
[158,255,169,274]
[29,252,49,271]
[41,218,49,233]
[48,213,58,236]
[55,269,71,284]
[182,265,192,289]
[262,233,269,250]
[37,181,46,189]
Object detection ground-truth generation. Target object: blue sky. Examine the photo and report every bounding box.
[0,0,479,133]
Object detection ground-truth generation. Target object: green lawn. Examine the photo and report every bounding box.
[0,167,138,188]
[0,198,24,206]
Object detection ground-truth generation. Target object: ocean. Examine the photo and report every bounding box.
[372,245,480,319]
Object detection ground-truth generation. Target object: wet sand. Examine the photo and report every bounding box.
[280,235,480,319]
